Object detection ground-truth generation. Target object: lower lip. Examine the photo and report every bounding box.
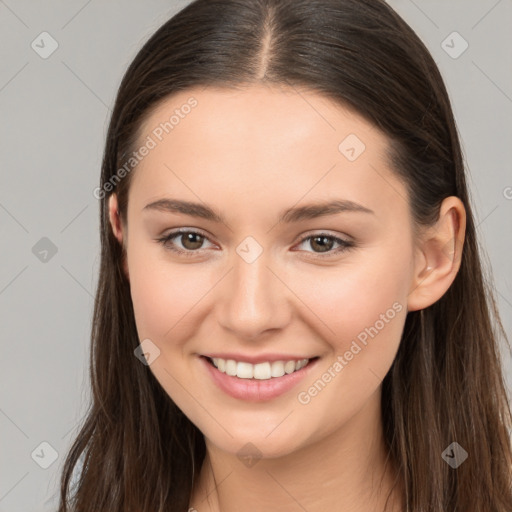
[200,356,319,402]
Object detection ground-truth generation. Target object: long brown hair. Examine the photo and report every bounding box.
[57,0,512,510]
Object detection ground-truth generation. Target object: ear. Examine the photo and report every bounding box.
[108,193,123,243]
[108,193,129,280]
[407,196,466,311]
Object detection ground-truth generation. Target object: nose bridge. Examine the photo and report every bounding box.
[217,237,289,338]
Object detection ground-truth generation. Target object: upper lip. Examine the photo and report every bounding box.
[201,353,317,364]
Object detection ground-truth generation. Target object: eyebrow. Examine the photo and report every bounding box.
[143,197,374,223]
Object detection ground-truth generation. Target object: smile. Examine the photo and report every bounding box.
[200,355,320,401]
[209,357,310,380]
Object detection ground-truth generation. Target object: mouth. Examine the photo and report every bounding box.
[199,355,320,402]
[203,355,319,380]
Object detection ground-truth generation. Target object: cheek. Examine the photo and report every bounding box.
[289,244,411,414]
[127,248,216,413]
[127,243,214,343]
[292,242,412,346]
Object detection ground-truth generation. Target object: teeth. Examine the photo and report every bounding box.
[237,361,254,379]
[210,357,310,380]
[284,360,296,374]
[225,359,237,376]
[254,362,271,380]
[270,361,285,377]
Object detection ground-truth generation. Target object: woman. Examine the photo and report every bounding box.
[58,0,512,510]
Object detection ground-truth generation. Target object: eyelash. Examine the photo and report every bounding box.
[156,228,355,259]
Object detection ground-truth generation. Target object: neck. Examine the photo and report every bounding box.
[189,388,404,512]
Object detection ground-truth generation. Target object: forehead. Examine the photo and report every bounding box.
[138,83,383,158]
[128,84,408,224]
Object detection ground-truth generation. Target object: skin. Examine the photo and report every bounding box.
[108,84,466,512]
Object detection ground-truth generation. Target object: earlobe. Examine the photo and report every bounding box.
[407,196,466,312]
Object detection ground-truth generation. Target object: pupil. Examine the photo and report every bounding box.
[312,236,332,253]
[183,233,203,250]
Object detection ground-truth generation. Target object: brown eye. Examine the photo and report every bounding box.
[309,235,335,253]
[294,233,354,258]
[179,232,205,250]
[157,229,214,256]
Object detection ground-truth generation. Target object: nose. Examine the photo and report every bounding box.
[216,246,292,341]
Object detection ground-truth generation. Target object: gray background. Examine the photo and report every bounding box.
[0,1,511,510]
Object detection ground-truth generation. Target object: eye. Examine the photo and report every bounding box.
[156,228,215,256]
[156,229,355,259]
[293,233,355,258]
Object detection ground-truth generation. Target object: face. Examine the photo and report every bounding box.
[111,84,421,459]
